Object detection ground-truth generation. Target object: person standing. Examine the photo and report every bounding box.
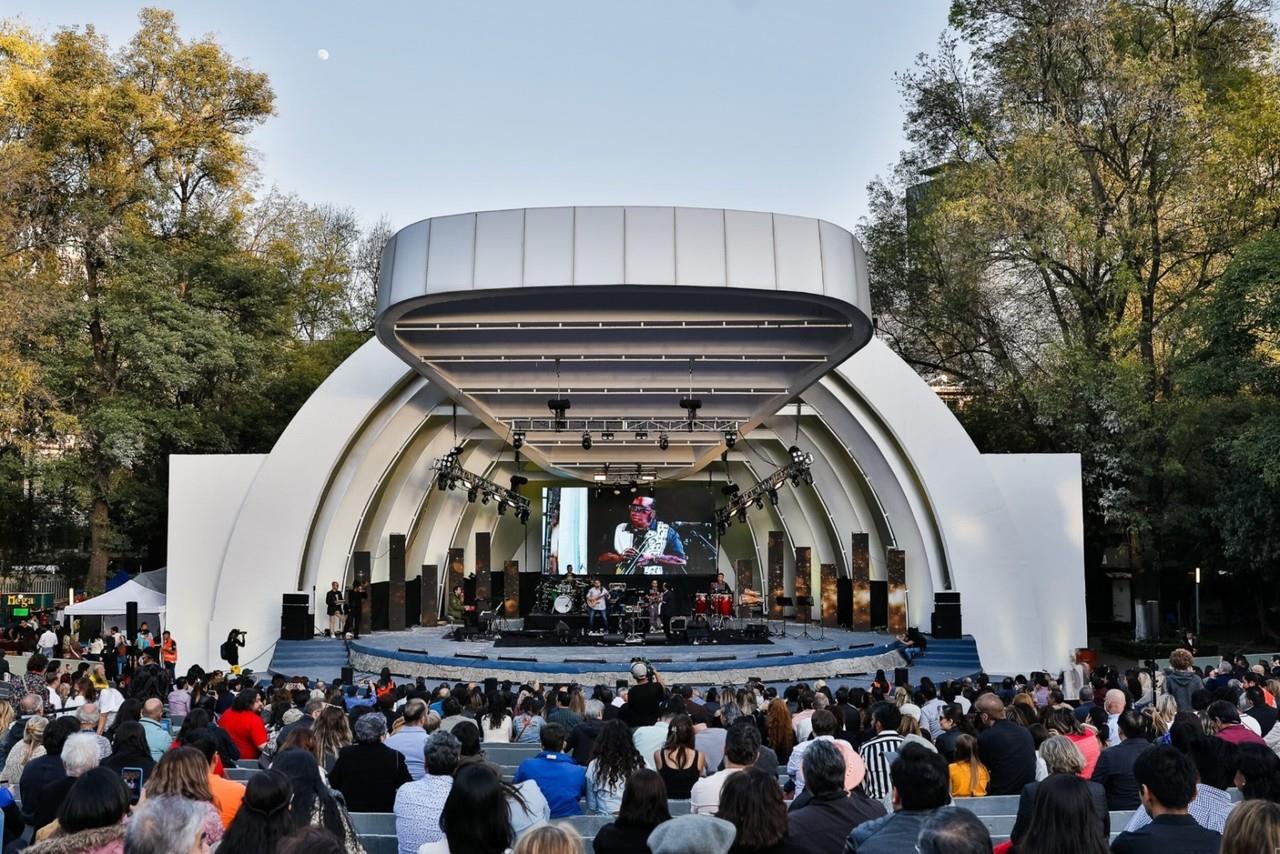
[344,581,367,639]
[586,578,610,635]
[37,625,57,659]
[324,582,345,638]
[159,631,177,682]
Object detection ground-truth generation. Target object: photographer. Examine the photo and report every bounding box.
[220,630,246,675]
[620,660,664,728]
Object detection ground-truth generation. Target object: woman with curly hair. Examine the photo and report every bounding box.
[311,705,353,773]
[272,748,365,853]
[763,699,795,765]
[586,719,645,815]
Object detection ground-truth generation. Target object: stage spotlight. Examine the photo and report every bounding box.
[736,507,748,524]
[658,432,669,450]
[548,398,570,431]
[518,506,530,524]
[755,495,764,510]
[448,477,459,491]
[721,482,740,496]
[466,487,478,503]
[512,431,525,449]
[613,486,622,496]
[629,481,638,494]
[634,430,648,440]
[509,474,528,492]
[581,431,592,450]
[725,431,737,448]
[716,520,728,537]
[481,491,491,505]
[593,471,607,482]
[789,474,801,487]
[497,499,508,515]
[436,473,449,490]
[789,445,806,463]
[601,430,614,441]
[802,469,814,486]
[768,488,779,506]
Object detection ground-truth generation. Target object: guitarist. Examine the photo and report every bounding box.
[585,577,610,634]
[597,496,688,575]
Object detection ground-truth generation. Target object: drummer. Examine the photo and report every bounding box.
[710,572,733,596]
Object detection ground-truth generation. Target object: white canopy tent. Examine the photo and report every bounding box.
[66,579,166,631]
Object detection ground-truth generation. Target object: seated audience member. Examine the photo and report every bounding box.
[646,813,736,854]
[1013,772,1110,854]
[101,720,157,788]
[1090,710,1152,810]
[1045,705,1100,778]
[75,705,112,760]
[480,692,514,743]
[786,710,863,798]
[386,697,431,780]
[915,806,992,854]
[846,745,950,854]
[452,719,486,768]
[139,697,173,762]
[1110,745,1222,854]
[273,748,363,853]
[1121,735,1237,835]
[716,765,805,854]
[279,825,346,854]
[1220,799,1280,854]
[328,710,411,812]
[1235,742,1280,801]
[31,731,100,834]
[513,822,589,854]
[974,693,1035,795]
[220,769,295,853]
[634,700,681,772]
[654,714,705,800]
[513,722,587,818]
[418,764,517,854]
[1209,699,1268,747]
[512,696,546,745]
[2,713,47,790]
[123,795,209,854]
[1010,735,1109,844]
[787,740,885,854]
[1102,688,1127,746]
[947,733,988,797]
[858,703,904,801]
[20,715,80,818]
[180,727,245,829]
[504,759,551,837]
[569,699,606,764]
[22,767,130,854]
[587,719,646,815]
[142,746,226,845]
[395,730,460,854]
[692,719,760,815]
[593,768,673,854]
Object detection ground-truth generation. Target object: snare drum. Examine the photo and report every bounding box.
[713,593,732,616]
[553,594,573,614]
[694,593,708,615]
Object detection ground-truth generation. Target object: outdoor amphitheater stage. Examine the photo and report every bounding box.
[330,623,985,689]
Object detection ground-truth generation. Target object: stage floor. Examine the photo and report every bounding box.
[332,623,985,690]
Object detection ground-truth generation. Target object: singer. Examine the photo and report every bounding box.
[597,496,688,575]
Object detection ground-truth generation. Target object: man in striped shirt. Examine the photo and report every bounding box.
[858,703,904,801]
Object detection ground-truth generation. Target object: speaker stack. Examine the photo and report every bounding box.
[280,593,311,641]
[931,591,962,639]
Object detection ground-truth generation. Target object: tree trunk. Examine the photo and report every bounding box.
[87,495,109,593]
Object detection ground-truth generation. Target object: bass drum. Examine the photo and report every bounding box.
[553,594,574,614]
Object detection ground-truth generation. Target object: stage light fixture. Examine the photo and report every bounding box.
[613,486,622,496]
[755,495,764,510]
[581,431,592,450]
[736,507,748,523]
[629,482,638,494]
[768,488,779,506]
[601,430,614,441]
[680,397,702,428]
[634,430,648,440]
[466,487,478,503]
[790,474,801,487]
[509,474,528,492]
[658,432,669,450]
[593,472,607,482]
[436,473,449,490]
[802,470,814,486]
[725,431,737,448]
[789,445,805,463]
[547,398,570,431]
[481,491,491,505]
[497,499,508,515]
[512,431,525,449]
[518,506,530,524]
[641,473,656,482]
[721,482,740,496]
[716,520,728,537]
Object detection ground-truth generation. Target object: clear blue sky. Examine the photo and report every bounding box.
[12,1,954,234]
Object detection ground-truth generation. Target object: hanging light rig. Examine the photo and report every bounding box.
[433,446,532,524]
[714,445,814,536]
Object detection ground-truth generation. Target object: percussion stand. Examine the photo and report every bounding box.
[772,596,793,638]
[794,596,822,640]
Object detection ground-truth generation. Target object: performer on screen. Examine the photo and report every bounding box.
[710,572,733,596]
[598,496,687,575]
[586,577,610,634]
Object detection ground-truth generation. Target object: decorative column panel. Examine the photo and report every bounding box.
[446,548,465,605]
[768,531,786,620]
[388,534,406,631]
[734,559,754,598]
[820,564,838,627]
[352,551,372,636]
[794,546,811,620]
[419,565,438,627]
[887,547,907,634]
[474,533,491,607]
[851,533,871,632]
[503,561,519,617]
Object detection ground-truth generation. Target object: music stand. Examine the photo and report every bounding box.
[773,596,794,637]
[794,595,822,639]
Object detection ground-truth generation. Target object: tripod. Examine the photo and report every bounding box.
[794,595,823,639]
[773,596,793,637]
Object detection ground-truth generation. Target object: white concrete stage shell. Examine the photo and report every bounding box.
[167,207,1085,676]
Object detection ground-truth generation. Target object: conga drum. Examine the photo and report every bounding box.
[714,593,732,616]
[694,593,708,615]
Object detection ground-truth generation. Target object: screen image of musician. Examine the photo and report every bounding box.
[598,496,687,575]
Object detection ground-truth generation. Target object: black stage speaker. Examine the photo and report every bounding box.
[894,667,909,688]
[836,578,852,628]
[931,591,962,639]
[340,666,354,685]
[281,593,311,641]
[126,601,139,640]
[744,623,769,641]
[869,580,888,628]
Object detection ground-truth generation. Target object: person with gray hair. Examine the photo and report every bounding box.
[394,730,460,854]
[915,806,993,854]
[125,795,207,854]
[568,697,607,764]
[787,738,885,852]
[76,703,113,760]
[30,731,103,832]
[1009,736,1110,844]
[328,707,411,813]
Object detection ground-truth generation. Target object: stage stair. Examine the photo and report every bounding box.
[268,638,350,681]
[917,635,982,673]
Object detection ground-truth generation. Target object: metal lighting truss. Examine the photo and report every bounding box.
[432,448,532,524]
[714,447,814,533]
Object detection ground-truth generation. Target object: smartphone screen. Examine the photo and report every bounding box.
[121,767,143,803]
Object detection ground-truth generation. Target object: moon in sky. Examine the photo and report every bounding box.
[317,49,330,61]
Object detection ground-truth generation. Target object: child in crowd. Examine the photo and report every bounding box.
[948,733,989,797]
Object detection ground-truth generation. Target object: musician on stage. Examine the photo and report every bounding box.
[710,572,733,596]
[598,496,687,575]
[645,579,670,630]
[447,584,466,623]
[586,577,610,634]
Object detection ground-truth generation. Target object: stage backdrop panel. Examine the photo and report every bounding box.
[353,551,372,636]
[388,534,406,631]
[446,548,465,617]
[503,560,519,616]
[820,563,838,627]
[851,533,871,631]
[794,547,811,600]
[735,559,754,598]
[887,547,907,634]
[475,533,491,607]
[768,531,785,619]
[420,565,438,627]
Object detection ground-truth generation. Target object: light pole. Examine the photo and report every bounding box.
[1194,566,1201,638]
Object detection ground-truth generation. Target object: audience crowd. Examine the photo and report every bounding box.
[2,625,1280,854]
